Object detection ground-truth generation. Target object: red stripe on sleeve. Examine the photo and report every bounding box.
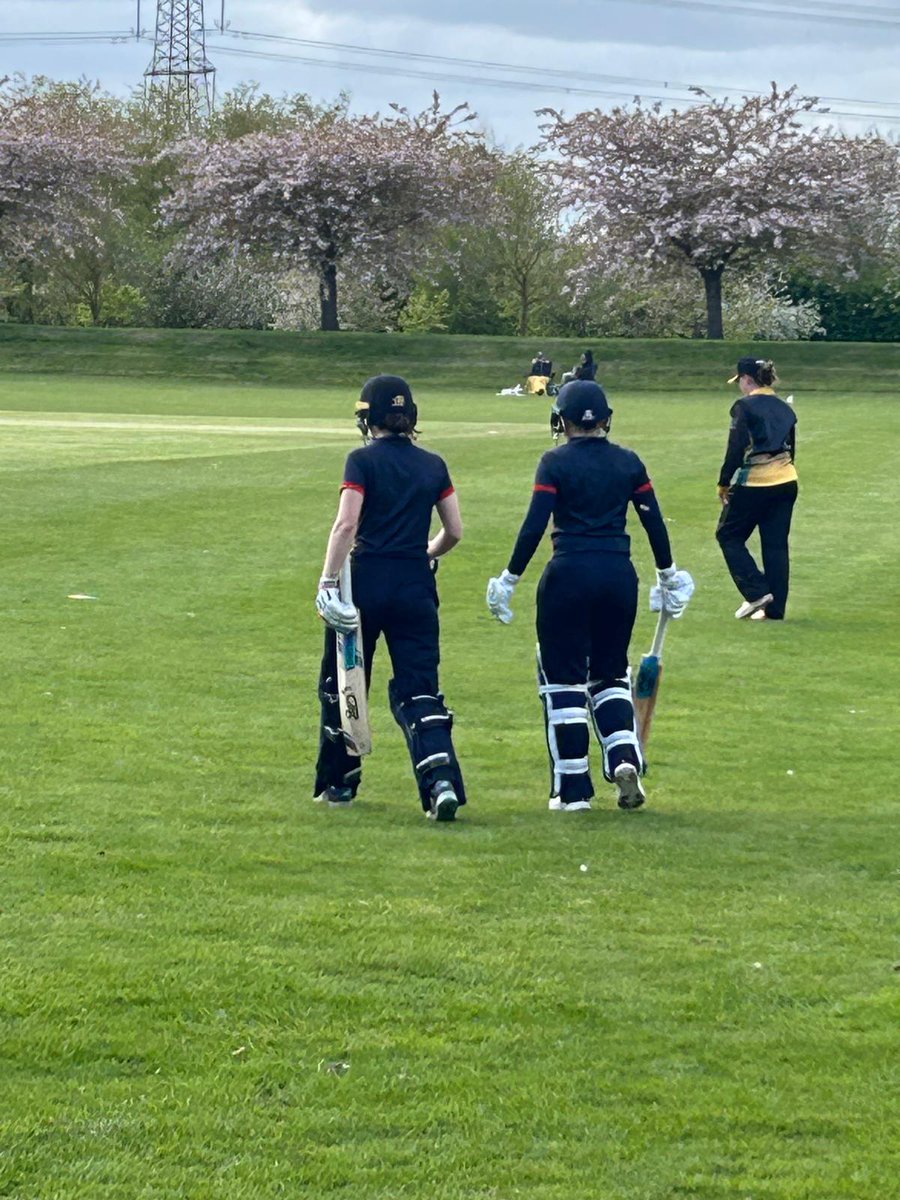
[438,485,455,501]
[633,481,654,495]
[342,481,365,494]
[534,483,558,494]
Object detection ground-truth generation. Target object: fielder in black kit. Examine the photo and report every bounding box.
[486,381,694,812]
[314,375,466,821]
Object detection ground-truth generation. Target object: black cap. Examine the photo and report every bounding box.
[357,375,417,428]
[728,356,764,384]
[554,380,612,426]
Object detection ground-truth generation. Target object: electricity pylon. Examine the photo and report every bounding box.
[144,0,216,129]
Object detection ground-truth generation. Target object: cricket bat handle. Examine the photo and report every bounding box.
[339,557,354,606]
[649,608,671,659]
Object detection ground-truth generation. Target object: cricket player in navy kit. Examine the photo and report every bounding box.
[314,375,466,821]
[486,381,694,812]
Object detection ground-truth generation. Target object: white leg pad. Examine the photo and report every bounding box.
[539,683,592,795]
[599,729,644,777]
[590,686,632,709]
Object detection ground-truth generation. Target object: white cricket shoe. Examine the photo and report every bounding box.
[548,797,592,812]
[614,763,646,810]
[314,786,353,808]
[735,593,773,619]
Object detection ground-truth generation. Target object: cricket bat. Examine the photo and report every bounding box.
[633,608,671,749]
[335,559,372,757]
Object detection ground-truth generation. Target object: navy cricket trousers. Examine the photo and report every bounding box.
[314,557,465,807]
[535,553,642,802]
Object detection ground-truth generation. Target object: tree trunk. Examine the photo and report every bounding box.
[319,260,339,331]
[89,270,103,325]
[518,277,530,337]
[701,265,725,339]
[20,260,35,325]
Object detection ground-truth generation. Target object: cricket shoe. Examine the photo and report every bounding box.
[314,786,353,808]
[735,593,773,620]
[548,797,592,812]
[750,609,768,621]
[614,763,646,810]
[428,780,459,822]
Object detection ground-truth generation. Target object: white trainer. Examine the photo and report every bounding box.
[548,797,592,812]
[314,786,353,807]
[614,763,646,810]
[735,593,773,619]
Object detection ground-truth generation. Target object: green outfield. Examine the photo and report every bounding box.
[1,331,898,1199]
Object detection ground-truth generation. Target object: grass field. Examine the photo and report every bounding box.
[1,331,898,1199]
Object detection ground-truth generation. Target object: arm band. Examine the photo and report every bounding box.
[508,489,555,577]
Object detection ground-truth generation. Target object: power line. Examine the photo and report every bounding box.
[204,42,698,106]
[0,31,136,42]
[200,40,900,123]
[211,26,900,113]
[620,0,900,30]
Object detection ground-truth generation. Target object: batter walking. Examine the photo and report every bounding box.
[314,375,466,821]
[716,357,798,621]
[486,381,693,812]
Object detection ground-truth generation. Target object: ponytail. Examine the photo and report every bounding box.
[754,360,778,387]
[381,412,418,438]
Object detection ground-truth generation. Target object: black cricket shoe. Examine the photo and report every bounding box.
[428,779,459,822]
[614,763,646,810]
[315,786,353,808]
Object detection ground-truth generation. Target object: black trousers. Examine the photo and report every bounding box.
[537,553,638,682]
[535,553,641,801]
[716,482,798,620]
[314,557,465,808]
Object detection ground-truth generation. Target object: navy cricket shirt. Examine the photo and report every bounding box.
[342,435,454,560]
[507,437,672,575]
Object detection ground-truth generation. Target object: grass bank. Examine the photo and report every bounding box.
[1,323,899,391]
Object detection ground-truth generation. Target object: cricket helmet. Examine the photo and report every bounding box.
[356,375,417,433]
[553,380,612,428]
[360,379,415,427]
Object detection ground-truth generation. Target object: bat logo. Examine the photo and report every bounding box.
[345,693,360,720]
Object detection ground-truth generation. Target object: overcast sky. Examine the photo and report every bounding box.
[2,0,900,143]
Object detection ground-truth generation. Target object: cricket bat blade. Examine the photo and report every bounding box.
[632,610,670,749]
[633,653,663,747]
[336,560,372,757]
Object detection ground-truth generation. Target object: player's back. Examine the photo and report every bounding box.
[346,436,453,559]
[539,438,647,555]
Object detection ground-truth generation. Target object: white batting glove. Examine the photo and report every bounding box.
[486,569,520,624]
[649,565,695,619]
[316,581,359,634]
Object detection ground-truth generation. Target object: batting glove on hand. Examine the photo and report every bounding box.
[316,583,359,634]
[486,569,520,624]
[650,565,695,619]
